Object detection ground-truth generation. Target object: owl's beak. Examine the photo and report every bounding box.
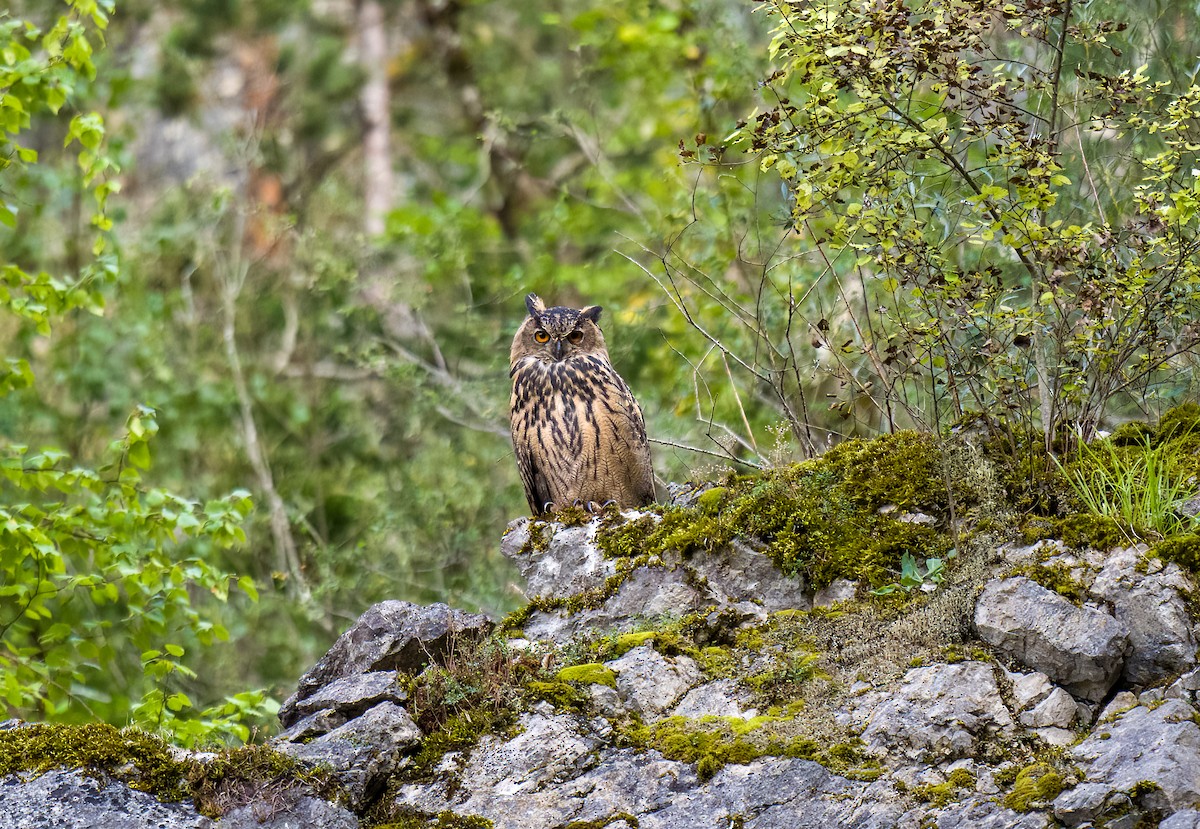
[553,340,564,360]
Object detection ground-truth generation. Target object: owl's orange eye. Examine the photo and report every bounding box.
[534,330,550,344]
[567,331,584,344]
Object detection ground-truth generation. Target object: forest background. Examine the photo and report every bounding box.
[3,0,1200,743]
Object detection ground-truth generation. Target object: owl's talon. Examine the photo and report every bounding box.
[542,501,556,514]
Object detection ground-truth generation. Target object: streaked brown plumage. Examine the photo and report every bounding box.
[509,293,655,516]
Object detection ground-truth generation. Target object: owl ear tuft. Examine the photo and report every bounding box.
[525,293,546,318]
[580,305,603,324]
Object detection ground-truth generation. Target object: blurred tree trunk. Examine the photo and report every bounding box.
[358,0,393,238]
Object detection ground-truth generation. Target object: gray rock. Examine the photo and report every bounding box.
[930,795,1053,828]
[813,577,858,608]
[689,539,809,612]
[279,671,405,733]
[501,517,616,599]
[1163,809,1200,828]
[450,709,602,797]
[1099,690,1139,722]
[1090,546,1198,685]
[1030,727,1077,747]
[395,748,904,829]
[1054,699,1200,826]
[282,601,490,725]
[519,566,704,642]
[671,679,757,719]
[1019,687,1076,728]
[0,769,213,829]
[1009,670,1053,711]
[609,646,703,717]
[854,661,1014,763]
[974,577,1130,701]
[277,701,421,808]
[1168,668,1200,706]
[217,795,357,829]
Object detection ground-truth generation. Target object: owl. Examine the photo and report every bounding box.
[509,293,656,516]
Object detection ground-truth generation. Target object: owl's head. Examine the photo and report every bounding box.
[510,293,610,366]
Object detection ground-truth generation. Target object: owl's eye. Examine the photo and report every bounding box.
[567,331,584,345]
[533,330,550,344]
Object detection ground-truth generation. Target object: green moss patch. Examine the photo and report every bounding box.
[0,723,336,818]
[616,713,877,783]
[1002,763,1064,812]
[556,663,617,688]
[1155,533,1200,572]
[0,723,188,799]
[911,767,976,807]
[592,431,965,590]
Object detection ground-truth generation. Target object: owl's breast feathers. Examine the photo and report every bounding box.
[510,354,653,513]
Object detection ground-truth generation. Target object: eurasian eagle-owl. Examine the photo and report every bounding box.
[509,293,655,516]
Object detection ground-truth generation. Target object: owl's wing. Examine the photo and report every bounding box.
[599,370,656,505]
[514,440,555,515]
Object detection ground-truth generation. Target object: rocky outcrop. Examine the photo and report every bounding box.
[973,576,1131,701]
[4,513,1200,828]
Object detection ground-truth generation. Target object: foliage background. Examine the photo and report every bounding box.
[2,0,1199,738]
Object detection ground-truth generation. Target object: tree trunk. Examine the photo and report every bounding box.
[358,0,393,237]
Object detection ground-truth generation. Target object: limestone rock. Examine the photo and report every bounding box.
[1019,687,1076,729]
[278,670,405,736]
[1090,546,1198,686]
[281,600,490,726]
[1163,809,1200,829]
[930,796,1054,828]
[0,769,213,829]
[688,539,809,612]
[671,679,757,719]
[276,701,421,808]
[1008,670,1053,710]
[394,750,906,829]
[509,516,810,642]
[974,577,1130,701]
[501,517,615,599]
[217,795,358,829]
[609,646,703,717]
[1054,699,1200,826]
[519,566,705,642]
[813,577,858,608]
[853,661,1014,763]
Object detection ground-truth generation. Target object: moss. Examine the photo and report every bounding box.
[1155,533,1200,572]
[1108,420,1156,446]
[613,714,877,783]
[556,663,618,688]
[0,723,188,799]
[1011,561,1086,603]
[186,743,338,817]
[1058,513,1126,551]
[695,486,727,514]
[1155,403,1200,444]
[911,767,976,807]
[406,708,515,780]
[821,431,955,513]
[587,430,968,591]
[526,681,589,710]
[695,646,736,678]
[1002,763,1063,812]
[614,631,659,654]
[1020,514,1125,551]
[518,520,552,556]
[0,723,336,819]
